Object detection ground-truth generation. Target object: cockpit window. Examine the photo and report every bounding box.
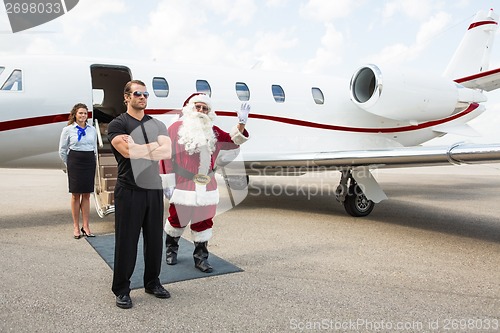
[312,87,324,104]
[272,84,285,103]
[1,69,22,91]
[0,67,4,76]
[196,80,211,97]
[235,82,250,101]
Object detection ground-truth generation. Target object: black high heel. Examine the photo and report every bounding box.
[81,227,95,237]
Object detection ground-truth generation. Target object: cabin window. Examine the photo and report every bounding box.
[153,77,169,97]
[272,84,285,103]
[235,82,250,101]
[196,80,211,97]
[1,69,22,91]
[312,87,324,104]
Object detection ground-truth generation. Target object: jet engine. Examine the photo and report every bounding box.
[349,64,486,123]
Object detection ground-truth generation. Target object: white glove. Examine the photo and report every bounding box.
[237,102,250,124]
[163,186,175,200]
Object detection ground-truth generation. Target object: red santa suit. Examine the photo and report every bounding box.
[160,94,250,243]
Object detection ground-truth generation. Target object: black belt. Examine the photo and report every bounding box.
[173,164,215,185]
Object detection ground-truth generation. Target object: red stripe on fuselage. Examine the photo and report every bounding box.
[0,104,479,134]
[0,113,72,131]
[215,103,478,133]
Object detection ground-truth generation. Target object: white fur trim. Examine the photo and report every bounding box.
[191,228,213,242]
[160,173,176,188]
[230,125,249,145]
[170,188,220,206]
[164,222,185,237]
[188,94,212,110]
[195,183,206,193]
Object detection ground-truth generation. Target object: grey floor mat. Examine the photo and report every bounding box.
[86,233,243,289]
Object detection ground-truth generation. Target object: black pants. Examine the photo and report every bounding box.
[111,185,164,296]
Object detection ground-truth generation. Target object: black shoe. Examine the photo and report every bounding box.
[81,227,95,237]
[116,294,132,309]
[145,284,171,299]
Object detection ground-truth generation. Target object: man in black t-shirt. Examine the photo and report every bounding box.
[107,79,171,309]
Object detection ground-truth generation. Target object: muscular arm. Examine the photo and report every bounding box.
[148,135,172,161]
[111,134,172,160]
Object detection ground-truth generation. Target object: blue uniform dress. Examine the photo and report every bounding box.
[58,123,97,193]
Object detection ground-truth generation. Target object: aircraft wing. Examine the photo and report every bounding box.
[455,68,500,92]
[219,143,500,174]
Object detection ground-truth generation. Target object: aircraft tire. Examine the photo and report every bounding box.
[226,175,249,190]
[343,184,375,217]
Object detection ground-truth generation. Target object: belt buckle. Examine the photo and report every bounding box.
[193,174,211,185]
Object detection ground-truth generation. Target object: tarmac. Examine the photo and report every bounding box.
[0,165,499,332]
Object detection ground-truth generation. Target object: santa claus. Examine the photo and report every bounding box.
[160,93,250,272]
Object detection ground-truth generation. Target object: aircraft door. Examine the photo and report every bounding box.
[90,65,132,217]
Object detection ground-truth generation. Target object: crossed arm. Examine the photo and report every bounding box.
[111,134,172,160]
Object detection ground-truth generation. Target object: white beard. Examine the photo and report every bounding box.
[178,110,217,155]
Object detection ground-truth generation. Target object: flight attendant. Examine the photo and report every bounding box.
[58,103,97,239]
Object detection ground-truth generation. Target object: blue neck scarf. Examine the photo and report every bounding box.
[76,125,87,141]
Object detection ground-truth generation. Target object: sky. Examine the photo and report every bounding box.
[1,0,500,145]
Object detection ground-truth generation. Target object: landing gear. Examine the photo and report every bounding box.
[336,170,375,217]
[343,183,374,217]
[224,175,249,190]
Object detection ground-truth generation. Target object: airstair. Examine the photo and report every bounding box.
[93,119,116,218]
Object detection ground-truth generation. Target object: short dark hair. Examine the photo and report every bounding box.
[124,80,146,95]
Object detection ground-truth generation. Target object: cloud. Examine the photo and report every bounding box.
[414,12,452,50]
[131,1,248,66]
[0,0,128,57]
[0,5,10,31]
[25,37,58,54]
[266,0,288,7]
[299,0,359,22]
[67,0,126,22]
[361,11,451,67]
[206,0,257,25]
[304,23,343,73]
[253,29,298,55]
[60,0,127,43]
[130,0,301,70]
[382,0,436,21]
[250,29,299,71]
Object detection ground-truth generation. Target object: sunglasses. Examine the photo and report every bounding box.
[131,91,149,98]
[195,104,209,112]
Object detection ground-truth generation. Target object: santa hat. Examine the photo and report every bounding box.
[183,93,212,110]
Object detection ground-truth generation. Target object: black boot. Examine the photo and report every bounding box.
[193,241,213,273]
[165,235,180,265]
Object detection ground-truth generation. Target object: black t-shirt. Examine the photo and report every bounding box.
[107,113,168,190]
